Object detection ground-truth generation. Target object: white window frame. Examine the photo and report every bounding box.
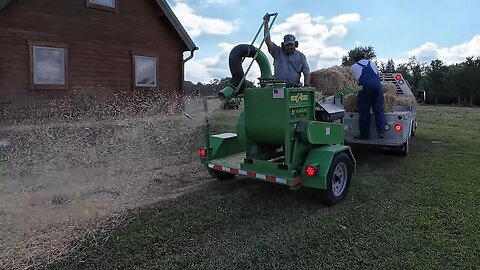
[88,0,116,8]
[86,0,117,12]
[133,55,158,88]
[32,46,67,88]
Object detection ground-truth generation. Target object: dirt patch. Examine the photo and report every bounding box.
[0,97,236,269]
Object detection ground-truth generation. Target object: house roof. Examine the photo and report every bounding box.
[155,0,198,52]
[0,0,198,52]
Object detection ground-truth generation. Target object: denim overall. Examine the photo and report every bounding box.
[356,61,386,139]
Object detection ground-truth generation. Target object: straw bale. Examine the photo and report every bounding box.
[341,93,399,112]
[383,94,396,112]
[393,95,417,106]
[310,67,416,113]
[381,83,397,95]
[314,91,325,100]
[343,94,357,112]
[310,66,357,96]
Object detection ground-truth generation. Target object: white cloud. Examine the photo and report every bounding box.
[269,13,356,68]
[184,59,213,83]
[170,2,236,37]
[407,42,440,63]
[328,13,361,24]
[329,25,348,38]
[179,1,480,85]
[204,0,237,4]
[185,43,264,84]
[184,12,362,83]
[408,35,480,64]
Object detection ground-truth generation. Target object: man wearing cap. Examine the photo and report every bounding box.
[263,14,310,87]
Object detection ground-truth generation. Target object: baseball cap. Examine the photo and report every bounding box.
[283,34,296,45]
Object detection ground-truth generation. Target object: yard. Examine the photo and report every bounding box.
[43,105,480,269]
[3,105,480,269]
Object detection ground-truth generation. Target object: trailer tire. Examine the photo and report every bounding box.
[399,138,409,156]
[411,119,417,137]
[208,168,235,180]
[320,152,352,206]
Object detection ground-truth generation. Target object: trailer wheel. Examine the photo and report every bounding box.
[411,119,417,137]
[320,152,352,206]
[208,168,235,180]
[399,138,409,156]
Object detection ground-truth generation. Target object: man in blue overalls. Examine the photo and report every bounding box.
[351,52,385,140]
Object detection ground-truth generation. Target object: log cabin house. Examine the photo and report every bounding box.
[0,0,197,114]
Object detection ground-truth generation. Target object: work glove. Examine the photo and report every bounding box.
[263,13,270,23]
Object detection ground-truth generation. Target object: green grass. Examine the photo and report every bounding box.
[44,105,480,270]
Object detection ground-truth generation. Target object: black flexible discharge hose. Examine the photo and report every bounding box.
[228,44,257,93]
[219,44,272,100]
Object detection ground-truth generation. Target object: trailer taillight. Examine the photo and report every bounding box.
[395,74,402,80]
[305,166,317,177]
[394,124,403,132]
[199,148,206,157]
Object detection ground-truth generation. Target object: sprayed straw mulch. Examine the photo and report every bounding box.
[0,90,185,124]
[0,95,223,269]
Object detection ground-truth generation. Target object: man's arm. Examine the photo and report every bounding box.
[304,72,311,86]
[301,54,311,86]
[351,63,362,80]
[263,14,275,54]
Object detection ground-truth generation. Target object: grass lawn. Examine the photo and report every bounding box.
[43,105,480,270]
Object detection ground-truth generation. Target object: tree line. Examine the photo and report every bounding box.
[183,77,255,98]
[184,46,479,106]
[342,46,480,106]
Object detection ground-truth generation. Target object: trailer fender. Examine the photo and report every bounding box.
[301,145,355,189]
[204,133,244,161]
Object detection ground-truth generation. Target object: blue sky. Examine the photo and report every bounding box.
[166,0,480,84]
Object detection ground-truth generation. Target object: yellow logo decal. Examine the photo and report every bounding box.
[290,93,309,103]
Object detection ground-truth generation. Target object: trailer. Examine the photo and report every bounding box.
[198,13,365,205]
[342,73,420,155]
[200,80,360,205]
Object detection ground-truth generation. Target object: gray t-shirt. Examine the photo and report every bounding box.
[269,44,310,86]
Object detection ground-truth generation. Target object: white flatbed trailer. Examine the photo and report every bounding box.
[343,73,417,155]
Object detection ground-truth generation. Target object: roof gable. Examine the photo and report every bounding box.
[155,0,197,52]
[0,0,197,52]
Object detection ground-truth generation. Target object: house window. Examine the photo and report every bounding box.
[87,0,116,11]
[32,46,66,88]
[134,56,157,87]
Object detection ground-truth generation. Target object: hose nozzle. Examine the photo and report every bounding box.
[218,85,235,100]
